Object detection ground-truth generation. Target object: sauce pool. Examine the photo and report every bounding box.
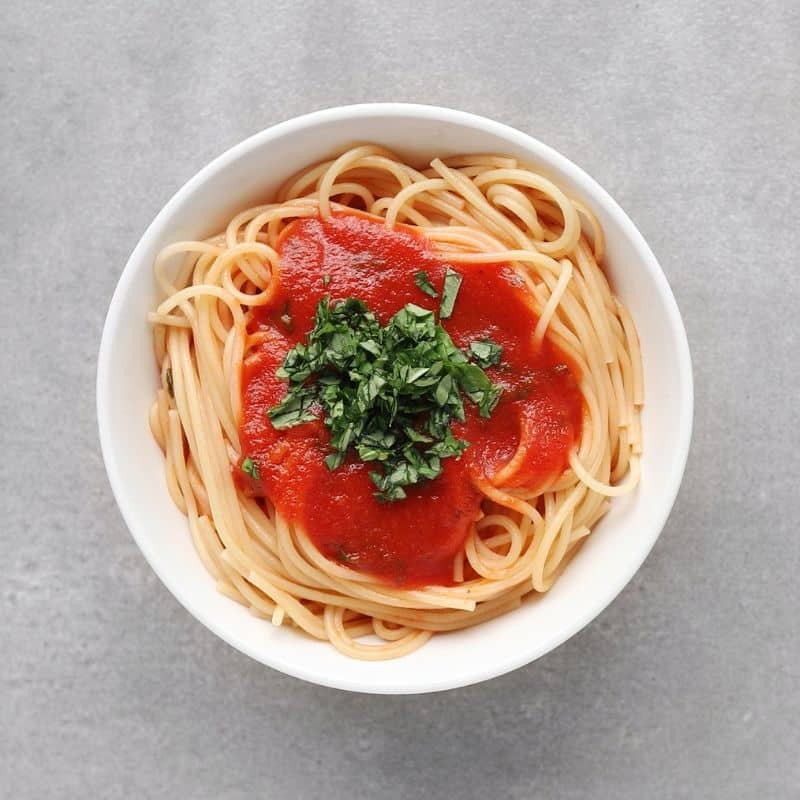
[237,213,582,587]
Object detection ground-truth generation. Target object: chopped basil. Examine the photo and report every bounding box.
[439,267,463,319]
[267,294,503,502]
[165,367,174,398]
[454,363,502,417]
[468,339,503,368]
[414,270,438,298]
[267,390,317,429]
[322,274,331,287]
[241,456,260,480]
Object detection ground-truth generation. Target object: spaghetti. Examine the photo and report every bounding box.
[148,146,643,660]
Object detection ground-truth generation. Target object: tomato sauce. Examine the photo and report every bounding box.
[237,213,583,587]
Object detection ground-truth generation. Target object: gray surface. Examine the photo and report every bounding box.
[2,1,798,797]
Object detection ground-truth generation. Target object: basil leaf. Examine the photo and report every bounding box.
[439,267,463,319]
[414,270,438,298]
[268,391,317,429]
[241,456,260,480]
[469,339,503,367]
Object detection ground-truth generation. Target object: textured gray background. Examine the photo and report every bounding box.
[2,1,799,797]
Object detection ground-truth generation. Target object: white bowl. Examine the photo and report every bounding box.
[97,104,693,694]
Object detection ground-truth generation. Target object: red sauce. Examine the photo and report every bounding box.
[237,213,583,587]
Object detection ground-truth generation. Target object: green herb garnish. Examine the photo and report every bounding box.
[165,367,174,398]
[241,456,260,480]
[439,267,463,319]
[468,339,503,368]
[267,295,502,501]
[414,270,438,298]
[268,391,317,429]
[322,274,331,287]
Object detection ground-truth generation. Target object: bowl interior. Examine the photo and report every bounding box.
[98,105,692,693]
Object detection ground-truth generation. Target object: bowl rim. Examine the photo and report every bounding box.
[97,103,694,693]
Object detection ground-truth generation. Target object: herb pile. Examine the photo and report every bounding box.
[266,268,503,501]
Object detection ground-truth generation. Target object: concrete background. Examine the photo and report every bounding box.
[2,1,798,797]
